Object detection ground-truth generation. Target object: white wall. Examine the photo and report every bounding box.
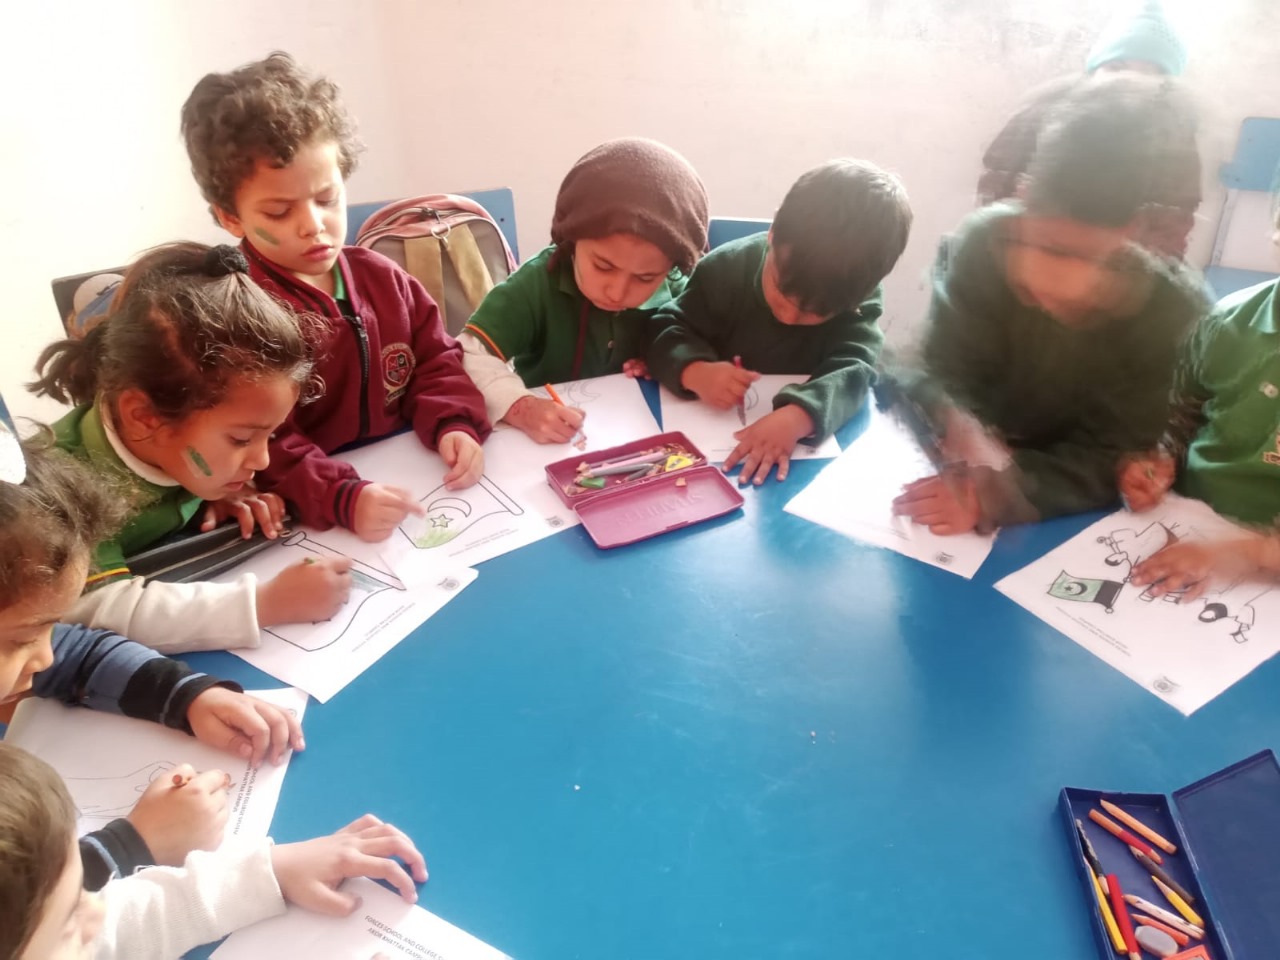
[4,0,1279,424]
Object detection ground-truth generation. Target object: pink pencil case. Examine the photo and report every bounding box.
[545,431,744,549]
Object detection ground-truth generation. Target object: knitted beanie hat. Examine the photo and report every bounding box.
[550,138,709,275]
[1085,0,1188,76]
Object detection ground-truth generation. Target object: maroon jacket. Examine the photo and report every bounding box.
[244,242,491,531]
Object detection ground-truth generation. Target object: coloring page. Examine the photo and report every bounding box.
[212,877,511,960]
[658,376,842,462]
[217,536,477,702]
[4,688,306,840]
[784,406,995,578]
[996,495,1280,714]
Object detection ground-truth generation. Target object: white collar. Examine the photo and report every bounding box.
[99,404,181,488]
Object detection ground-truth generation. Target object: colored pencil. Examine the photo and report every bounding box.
[1086,860,1127,954]
[1106,875,1142,960]
[1152,876,1205,929]
[1124,895,1204,939]
[1129,846,1195,904]
[1101,799,1178,855]
[1089,809,1163,864]
[1133,915,1190,948]
[544,383,566,406]
[1076,819,1106,877]
[732,356,746,426]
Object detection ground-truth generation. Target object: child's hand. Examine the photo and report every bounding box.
[271,813,429,917]
[1118,449,1176,513]
[680,360,760,410]
[128,764,231,866]
[622,358,650,379]
[257,557,353,627]
[353,484,426,542]
[504,396,585,444]
[940,407,1010,469]
[892,472,982,536]
[186,687,305,767]
[1130,536,1265,601]
[201,489,287,540]
[723,406,813,486]
[440,431,484,489]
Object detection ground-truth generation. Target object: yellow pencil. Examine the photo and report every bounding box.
[1092,869,1127,954]
[1100,799,1178,855]
[1151,875,1205,929]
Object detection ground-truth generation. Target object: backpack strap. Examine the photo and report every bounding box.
[403,236,447,319]
[443,224,496,310]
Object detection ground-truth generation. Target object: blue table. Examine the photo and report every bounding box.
[183,397,1280,960]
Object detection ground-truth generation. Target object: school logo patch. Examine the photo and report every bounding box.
[1265,428,1280,466]
[381,343,414,404]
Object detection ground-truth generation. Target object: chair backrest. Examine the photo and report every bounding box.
[347,187,519,259]
[1205,117,1280,298]
[708,217,770,250]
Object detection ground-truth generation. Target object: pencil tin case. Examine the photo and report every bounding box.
[545,431,744,549]
[1061,749,1280,960]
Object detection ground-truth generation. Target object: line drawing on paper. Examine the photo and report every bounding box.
[67,760,176,830]
[264,532,405,652]
[396,475,524,550]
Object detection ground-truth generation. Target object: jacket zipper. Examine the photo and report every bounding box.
[348,313,371,439]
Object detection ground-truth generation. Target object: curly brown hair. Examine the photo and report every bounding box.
[0,431,126,609]
[29,242,324,420]
[180,51,362,219]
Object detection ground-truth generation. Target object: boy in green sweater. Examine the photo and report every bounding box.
[648,160,912,486]
[891,73,1209,535]
[1124,172,1280,598]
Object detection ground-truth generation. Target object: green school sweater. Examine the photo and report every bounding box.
[646,233,884,441]
[53,405,204,587]
[1168,279,1280,525]
[462,245,687,386]
[919,203,1210,522]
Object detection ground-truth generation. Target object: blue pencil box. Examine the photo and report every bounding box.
[1060,750,1280,960]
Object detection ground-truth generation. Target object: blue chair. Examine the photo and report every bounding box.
[1204,117,1280,299]
[346,187,519,260]
[708,217,770,250]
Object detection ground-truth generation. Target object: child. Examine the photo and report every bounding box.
[30,243,352,654]
[1122,174,1280,597]
[181,52,491,542]
[891,74,1210,536]
[1,432,305,891]
[459,137,710,443]
[647,159,911,486]
[0,743,426,960]
[978,0,1200,259]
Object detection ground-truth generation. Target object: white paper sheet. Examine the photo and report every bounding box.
[323,374,660,572]
[783,407,996,578]
[658,376,842,462]
[3,688,306,841]
[212,877,511,960]
[218,537,477,702]
[996,495,1280,714]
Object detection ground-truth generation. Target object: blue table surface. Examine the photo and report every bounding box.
[164,390,1278,959]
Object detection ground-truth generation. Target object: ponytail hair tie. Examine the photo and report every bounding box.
[204,244,250,277]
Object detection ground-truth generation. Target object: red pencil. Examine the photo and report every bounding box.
[1107,874,1141,960]
[1089,809,1163,864]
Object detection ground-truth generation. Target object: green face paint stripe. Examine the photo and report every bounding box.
[186,446,213,477]
[253,226,281,247]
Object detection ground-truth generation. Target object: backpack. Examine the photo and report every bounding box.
[355,195,518,335]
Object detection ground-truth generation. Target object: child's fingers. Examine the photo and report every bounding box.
[168,762,198,788]
[247,497,279,539]
[339,813,385,836]
[200,503,220,532]
[352,841,426,900]
[556,405,586,429]
[254,703,297,764]
[190,767,233,794]
[305,881,363,917]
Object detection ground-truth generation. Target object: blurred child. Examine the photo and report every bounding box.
[0,431,304,890]
[892,74,1210,536]
[979,0,1200,259]
[1123,172,1280,597]
[0,743,425,960]
[181,52,490,542]
[460,137,710,443]
[30,243,352,653]
[648,159,911,485]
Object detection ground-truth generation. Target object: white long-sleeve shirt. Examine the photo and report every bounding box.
[96,840,285,960]
[459,331,533,425]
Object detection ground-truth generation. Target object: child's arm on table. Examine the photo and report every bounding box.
[96,815,427,960]
[1132,530,1280,600]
